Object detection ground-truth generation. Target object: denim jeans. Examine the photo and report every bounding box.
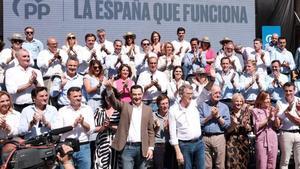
[121,144,147,169]
[179,138,205,169]
[72,143,91,169]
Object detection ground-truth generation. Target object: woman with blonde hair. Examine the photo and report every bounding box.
[226,93,252,169]
[0,91,20,140]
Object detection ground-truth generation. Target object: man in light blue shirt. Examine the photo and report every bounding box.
[22,26,44,68]
[198,85,230,169]
[50,56,84,108]
[182,38,206,80]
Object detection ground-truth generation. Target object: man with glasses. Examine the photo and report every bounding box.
[215,42,243,73]
[22,26,44,68]
[270,37,295,75]
[135,39,152,75]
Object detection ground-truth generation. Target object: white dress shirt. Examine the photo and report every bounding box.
[215,53,243,73]
[169,100,202,145]
[245,48,271,75]
[127,104,143,142]
[0,110,21,139]
[137,70,168,101]
[270,48,295,74]
[171,40,191,61]
[277,97,300,131]
[105,53,130,77]
[53,104,95,142]
[5,65,44,104]
[37,49,68,77]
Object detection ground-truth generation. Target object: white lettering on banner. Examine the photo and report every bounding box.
[4,0,255,49]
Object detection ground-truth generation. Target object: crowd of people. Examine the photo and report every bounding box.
[0,26,299,169]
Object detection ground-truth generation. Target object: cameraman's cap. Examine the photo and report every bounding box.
[219,37,232,45]
[8,33,25,42]
[123,32,136,39]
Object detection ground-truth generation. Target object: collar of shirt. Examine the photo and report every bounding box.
[132,103,143,110]
[155,111,168,119]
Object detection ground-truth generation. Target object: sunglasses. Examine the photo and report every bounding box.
[12,40,23,43]
[143,43,150,46]
[67,36,76,40]
[26,31,34,35]
[93,66,100,69]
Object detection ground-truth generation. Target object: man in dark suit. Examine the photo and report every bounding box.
[105,81,155,169]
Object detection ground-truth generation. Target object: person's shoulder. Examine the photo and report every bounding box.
[46,105,58,112]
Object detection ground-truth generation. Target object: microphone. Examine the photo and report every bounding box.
[50,126,73,135]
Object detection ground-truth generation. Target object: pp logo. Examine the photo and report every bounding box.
[12,0,50,19]
[265,34,272,44]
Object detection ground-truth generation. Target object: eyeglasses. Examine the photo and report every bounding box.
[143,43,150,46]
[93,66,100,69]
[67,37,76,40]
[25,31,34,35]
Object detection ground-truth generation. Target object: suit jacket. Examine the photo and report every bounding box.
[109,91,155,157]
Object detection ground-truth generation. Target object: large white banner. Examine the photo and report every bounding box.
[4,0,255,49]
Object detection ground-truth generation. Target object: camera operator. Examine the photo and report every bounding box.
[1,141,75,169]
[19,87,58,139]
[53,87,95,169]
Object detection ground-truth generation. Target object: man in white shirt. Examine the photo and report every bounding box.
[137,55,168,111]
[54,87,95,169]
[171,27,191,61]
[37,37,68,91]
[270,37,295,75]
[96,28,114,56]
[215,42,243,73]
[169,84,204,169]
[105,39,129,78]
[104,82,154,169]
[276,82,300,169]
[5,48,44,112]
[245,38,271,75]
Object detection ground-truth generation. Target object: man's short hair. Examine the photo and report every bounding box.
[278,36,286,41]
[96,28,105,33]
[271,60,281,66]
[178,84,193,97]
[31,87,48,100]
[140,39,150,46]
[15,48,29,58]
[253,38,262,43]
[130,85,143,93]
[156,94,169,105]
[24,26,35,32]
[220,57,230,64]
[66,56,79,64]
[114,39,123,45]
[67,87,81,96]
[283,82,295,90]
[177,27,186,34]
[190,38,200,45]
[84,33,96,41]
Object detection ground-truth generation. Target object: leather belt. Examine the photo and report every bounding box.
[126,142,141,146]
[203,132,224,137]
[281,130,300,133]
[179,136,202,143]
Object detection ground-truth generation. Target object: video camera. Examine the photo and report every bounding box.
[1,126,80,169]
